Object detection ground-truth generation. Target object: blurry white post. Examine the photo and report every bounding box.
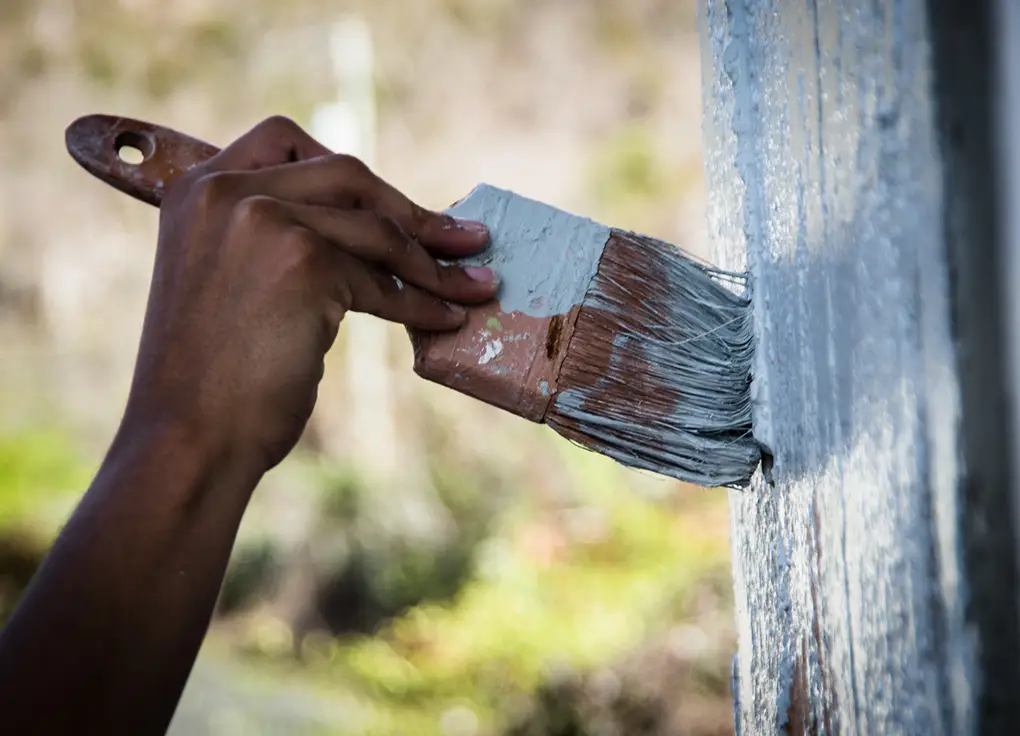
[308,19,398,483]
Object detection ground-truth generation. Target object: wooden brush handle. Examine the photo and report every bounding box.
[65,114,220,207]
[64,114,570,424]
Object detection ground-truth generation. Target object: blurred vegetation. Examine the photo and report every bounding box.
[0,428,93,620]
[0,428,90,527]
[0,428,734,733]
[0,0,732,734]
[214,447,734,735]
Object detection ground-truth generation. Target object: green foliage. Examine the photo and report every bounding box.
[319,467,366,524]
[590,124,667,206]
[248,446,733,734]
[441,0,518,33]
[0,428,91,533]
[218,456,509,640]
[336,461,503,618]
[218,537,283,615]
[585,119,709,238]
[0,5,733,732]
[0,428,92,621]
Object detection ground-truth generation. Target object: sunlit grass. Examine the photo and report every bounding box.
[0,427,92,535]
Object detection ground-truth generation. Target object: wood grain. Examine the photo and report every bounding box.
[700,0,1019,732]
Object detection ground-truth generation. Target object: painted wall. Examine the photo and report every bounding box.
[698,0,1020,732]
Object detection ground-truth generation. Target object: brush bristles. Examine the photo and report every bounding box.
[545,231,759,488]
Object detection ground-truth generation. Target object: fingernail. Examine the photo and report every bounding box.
[464,266,497,284]
[447,217,488,234]
[448,302,467,318]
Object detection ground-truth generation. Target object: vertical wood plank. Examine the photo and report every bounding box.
[698,0,1020,732]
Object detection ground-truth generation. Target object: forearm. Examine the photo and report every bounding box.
[0,420,260,734]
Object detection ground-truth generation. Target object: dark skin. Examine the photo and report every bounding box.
[0,116,499,734]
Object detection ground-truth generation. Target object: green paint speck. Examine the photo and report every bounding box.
[486,317,503,331]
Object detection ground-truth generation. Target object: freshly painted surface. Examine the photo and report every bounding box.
[999,0,1020,670]
[445,184,609,318]
[698,0,980,732]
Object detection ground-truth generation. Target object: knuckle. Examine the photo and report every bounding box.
[410,202,431,226]
[374,213,416,260]
[332,153,372,179]
[192,172,238,213]
[280,224,319,258]
[162,163,211,207]
[376,212,407,246]
[334,279,355,313]
[228,195,279,232]
[272,226,322,280]
[383,225,434,279]
[348,210,400,256]
[255,114,302,139]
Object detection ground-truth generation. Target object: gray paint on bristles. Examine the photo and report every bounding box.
[443,183,761,488]
[547,230,760,488]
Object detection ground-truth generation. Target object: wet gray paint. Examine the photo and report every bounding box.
[550,232,759,488]
[442,182,761,487]
[694,0,1020,732]
[444,184,609,318]
[998,0,1020,671]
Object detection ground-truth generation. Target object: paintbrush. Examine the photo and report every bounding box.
[65,114,761,488]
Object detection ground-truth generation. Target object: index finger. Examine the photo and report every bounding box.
[202,116,332,175]
[232,154,490,256]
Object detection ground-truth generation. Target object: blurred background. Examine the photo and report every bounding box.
[0,1,736,734]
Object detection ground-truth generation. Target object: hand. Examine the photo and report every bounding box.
[122,116,498,476]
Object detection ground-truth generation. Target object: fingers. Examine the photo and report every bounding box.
[232,154,490,256]
[204,116,333,175]
[166,117,333,207]
[179,115,497,332]
[235,196,496,332]
[188,116,489,258]
[330,250,476,331]
[281,203,498,306]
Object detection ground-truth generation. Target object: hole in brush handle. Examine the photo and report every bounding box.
[66,114,221,208]
[114,130,155,165]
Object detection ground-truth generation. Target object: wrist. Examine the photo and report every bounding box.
[109,413,264,497]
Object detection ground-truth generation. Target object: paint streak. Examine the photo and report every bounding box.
[546,231,758,488]
[699,0,977,732]
[478,338,503,365]
[444,184,609,318]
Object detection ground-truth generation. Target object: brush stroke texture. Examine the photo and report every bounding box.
[697,0,1009,732]
[549,231,759,488]
[444,184,608,318]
